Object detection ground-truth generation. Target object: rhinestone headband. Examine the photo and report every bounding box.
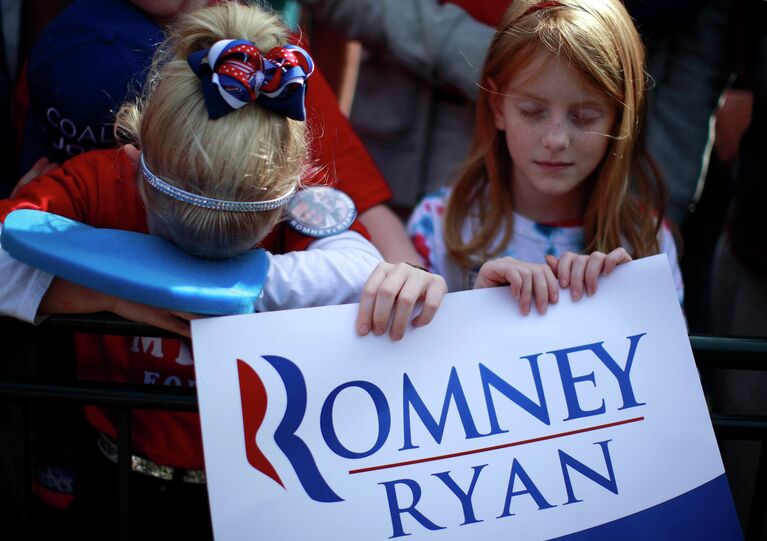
[139,153,295,212]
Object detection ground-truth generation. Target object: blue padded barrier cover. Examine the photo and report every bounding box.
[1,209,269,315]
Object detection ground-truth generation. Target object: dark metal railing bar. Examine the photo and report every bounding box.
[0,314,179,338]
[7,316,767,365]
[4,381,767,436]
[5,316,767,366]
[116,409,132,541]
[0,380,197,411]
[41,314,179,337]
[711,414,767,440]
[691,335,767,370]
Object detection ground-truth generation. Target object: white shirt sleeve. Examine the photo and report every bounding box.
[0,224,54,323]
[256,230,383,312]
[0,225,383,320]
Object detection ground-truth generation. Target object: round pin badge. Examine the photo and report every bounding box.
[286,187,357,237]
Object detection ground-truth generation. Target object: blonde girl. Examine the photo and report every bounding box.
[408,0,683,315]
[2,1,441,336]
[0,3,442,535]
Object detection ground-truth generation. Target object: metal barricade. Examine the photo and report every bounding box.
[1,315,766,540]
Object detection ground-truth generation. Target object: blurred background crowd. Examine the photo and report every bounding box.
[0,0,764,537]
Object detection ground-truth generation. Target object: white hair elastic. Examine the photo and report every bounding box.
[139,153,295,212]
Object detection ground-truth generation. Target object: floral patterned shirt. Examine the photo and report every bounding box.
[408,188,684,302]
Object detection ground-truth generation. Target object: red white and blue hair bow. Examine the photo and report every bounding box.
[188,39,314,121]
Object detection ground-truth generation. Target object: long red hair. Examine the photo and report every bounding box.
[444,0,666,268]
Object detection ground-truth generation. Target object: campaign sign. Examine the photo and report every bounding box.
[191,255,741,540]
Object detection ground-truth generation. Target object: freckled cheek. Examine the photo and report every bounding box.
[506,118,540,141]
[578,132,611,159]
[503,129,537,160]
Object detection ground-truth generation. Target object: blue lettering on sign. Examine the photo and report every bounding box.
[551,334,647,421]
[498,458,556,518]
[480,353,551,435]
[379,478,446,538]
[401,367,489,451]
[321,381,391,459]
[309,335,647,461]
[432,465,487,525]
[560,440,619,505]
[379,439,620,536]
[262,355,343,503]
[242,334,645,518]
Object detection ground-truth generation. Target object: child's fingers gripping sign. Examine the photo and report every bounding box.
[474,257,559,315]
[603,247,632,275]
[356,262,447,341]
[548,248,632,300]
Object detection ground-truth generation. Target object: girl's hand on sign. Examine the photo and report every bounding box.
[474,257,559,315]
[356,262,447,341]
[546,248,632,300]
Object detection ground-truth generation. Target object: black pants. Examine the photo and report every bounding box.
[32,435,213,541]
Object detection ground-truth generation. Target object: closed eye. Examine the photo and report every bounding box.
[571,108,603,126]
[518,107,544,119]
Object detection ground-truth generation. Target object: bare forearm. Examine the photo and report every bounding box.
[40,278,192,336]
[38,277,111,315]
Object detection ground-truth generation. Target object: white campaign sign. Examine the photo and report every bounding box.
[191,255,740,540]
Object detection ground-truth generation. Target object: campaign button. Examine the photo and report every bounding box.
[287,187,357,238]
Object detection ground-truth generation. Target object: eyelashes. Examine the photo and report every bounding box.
[516,107,603,127]
[519,108,543,118]
[571,112,602,126]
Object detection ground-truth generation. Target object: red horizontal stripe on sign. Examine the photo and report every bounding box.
[348,416,644,475]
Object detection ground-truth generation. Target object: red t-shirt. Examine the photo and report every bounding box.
[0,148,370,468]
